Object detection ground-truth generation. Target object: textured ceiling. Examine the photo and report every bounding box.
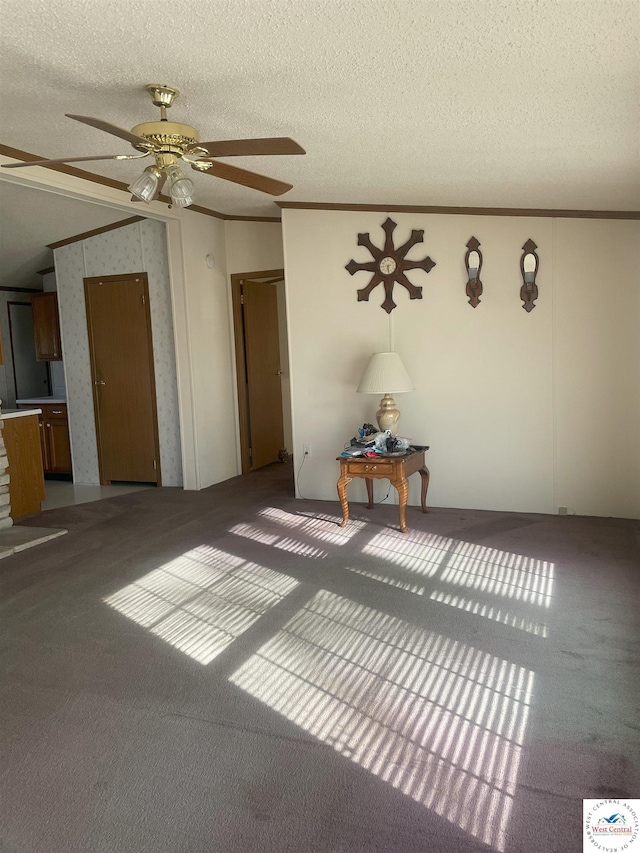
[0,182,130,289]
[0,0,638,223]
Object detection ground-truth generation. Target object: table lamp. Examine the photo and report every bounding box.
[357,351,415,435]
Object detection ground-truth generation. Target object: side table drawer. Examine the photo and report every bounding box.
[345,461,394,476]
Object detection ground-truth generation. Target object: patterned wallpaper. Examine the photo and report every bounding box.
[54,219,182,486]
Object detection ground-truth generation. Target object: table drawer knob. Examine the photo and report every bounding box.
[363,464,377,471]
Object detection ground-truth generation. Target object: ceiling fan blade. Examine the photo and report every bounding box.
[196,161,293,196]
[66,114,150,147]
[2,154,139,169]
[195,137,305,157]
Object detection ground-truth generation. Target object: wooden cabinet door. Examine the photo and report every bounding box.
[19,404,72,474]
[4,415,46,519]
[31,292,62,361]
[46,420,72,473]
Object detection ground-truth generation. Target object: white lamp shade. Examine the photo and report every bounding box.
[357,352,415,394]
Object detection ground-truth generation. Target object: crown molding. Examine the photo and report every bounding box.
[277,201,640,220]
[224,214,282,222]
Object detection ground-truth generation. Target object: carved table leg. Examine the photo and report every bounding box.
[419,466,430,513]
[365,477,374,509]
[392,475,410,533]
[337,474,352,527]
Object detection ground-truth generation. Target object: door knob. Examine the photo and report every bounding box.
[94,380,106,386]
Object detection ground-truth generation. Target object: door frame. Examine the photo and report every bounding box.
[84,271,162,486]
[231,269,285,475]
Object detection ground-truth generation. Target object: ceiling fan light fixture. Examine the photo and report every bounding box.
[6,85,304,201]
[165,163,195,207]
[128,165,162,203]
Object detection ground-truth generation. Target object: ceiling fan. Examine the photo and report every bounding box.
[1,84,306,206]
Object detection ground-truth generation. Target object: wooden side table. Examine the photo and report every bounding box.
[337,449,430,533]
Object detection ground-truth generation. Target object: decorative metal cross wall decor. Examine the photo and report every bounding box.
[345,217,436,313]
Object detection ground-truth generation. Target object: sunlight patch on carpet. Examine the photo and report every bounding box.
[428,590,548,638]
[362,530,554,606]
[258,507,367,544]
[350,529,553,635]
[104,545,298,664]
[229,522,328,559]
[230,589,534,851]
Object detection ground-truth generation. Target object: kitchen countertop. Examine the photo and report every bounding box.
[15,397,66,405]
[1,408,43,419]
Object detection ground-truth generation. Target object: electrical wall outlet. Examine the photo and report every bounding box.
[303,444,311,457]
[558,506,568,515]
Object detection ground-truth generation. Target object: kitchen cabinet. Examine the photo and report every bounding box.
[31,292,62,361]
[17,403,72,474]
[2,411,46,519]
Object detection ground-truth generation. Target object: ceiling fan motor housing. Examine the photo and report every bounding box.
[130,121,200,158]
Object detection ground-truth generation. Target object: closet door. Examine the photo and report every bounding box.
[243,279,285,469]
[85,273,160,485]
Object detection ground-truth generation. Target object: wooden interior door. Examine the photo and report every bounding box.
[84,273,160,485]
[242,278,285,470]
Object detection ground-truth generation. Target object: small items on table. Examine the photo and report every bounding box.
[336,448,429,533]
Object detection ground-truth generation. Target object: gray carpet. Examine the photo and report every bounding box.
[1,462,639,853]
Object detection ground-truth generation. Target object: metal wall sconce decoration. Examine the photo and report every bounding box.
[345,217,436,313]
[464,237,483,307]
[520,239,539,312]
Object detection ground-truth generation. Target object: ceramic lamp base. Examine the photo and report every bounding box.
[376,393,401,435]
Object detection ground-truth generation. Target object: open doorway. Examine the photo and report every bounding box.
[231,269,292,474]
[7,301,50,400]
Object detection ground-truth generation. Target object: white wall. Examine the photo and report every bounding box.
[553,219,640,517]
[224,221,284,272]
[283,209,639,519]
[175,212,238,488]
[54,219,183,486]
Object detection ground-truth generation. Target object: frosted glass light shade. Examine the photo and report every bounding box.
[128,167,160,203]
[166,164,194,207]
[357,352,415,436]
[357,352,415,394]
